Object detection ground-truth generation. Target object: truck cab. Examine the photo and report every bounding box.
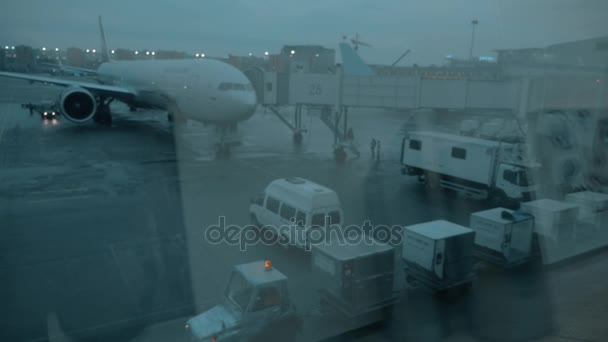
[494,163,538,203]
[186,260,300,342]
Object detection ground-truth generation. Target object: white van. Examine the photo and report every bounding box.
[249,177,343,250]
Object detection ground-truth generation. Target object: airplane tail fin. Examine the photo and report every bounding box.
[338,43,375,76]
[98,15,111,63]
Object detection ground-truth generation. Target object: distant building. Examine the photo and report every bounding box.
[154,50,188,59]
[225,54,268,71]
[496,36,608,69]
[112,48,134,61]
[279,45,335,74]
[15,45,34,71]
[0,48,5,71]
[66,47,85,67]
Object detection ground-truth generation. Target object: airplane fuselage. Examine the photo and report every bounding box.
[97,58,257,124]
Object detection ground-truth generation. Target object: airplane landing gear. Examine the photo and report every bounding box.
[94,98,113,126]
[214,124,233,159]
[334,146,347,163]
[215,143,231,159]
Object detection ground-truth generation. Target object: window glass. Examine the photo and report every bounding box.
[280,203,296,221]
[226,272,253,312]
[519,170,533,186]
[503,169,518,184]
[265,197,280,214]
[251,286,282,312]
[295,211,306,226]
[409,139,421,150]
[451,147,467,159]
[328,210,341,225]
[311,213,325,226]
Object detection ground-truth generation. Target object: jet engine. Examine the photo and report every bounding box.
[58,87,97,123]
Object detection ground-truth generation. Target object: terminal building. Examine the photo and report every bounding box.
[497,36,608,69]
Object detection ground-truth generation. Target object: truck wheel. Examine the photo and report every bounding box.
[425,171,440,189]
[443,188,458,198]
[489,190,507,207]
[293,132,303,144]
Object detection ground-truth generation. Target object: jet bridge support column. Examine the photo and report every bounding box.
[267,105,306,145]
[320,106,360,162]
[293,105,304,144]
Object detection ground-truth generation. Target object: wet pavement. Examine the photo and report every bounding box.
[1,77,607,341]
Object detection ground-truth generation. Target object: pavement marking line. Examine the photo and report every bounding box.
[47,312,73,342]
[26,195,95,205]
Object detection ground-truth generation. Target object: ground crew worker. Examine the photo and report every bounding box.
[370,138,377,159]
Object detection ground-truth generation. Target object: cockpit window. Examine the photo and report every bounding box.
[218,82,253,91]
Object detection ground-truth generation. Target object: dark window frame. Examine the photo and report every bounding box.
[265,196,280,214]
[451,147,467,159]
[295,211,306,226]
[279,203,296,221]
[328,210,341,225]
[503,169,518,184]
[311,213,325,226]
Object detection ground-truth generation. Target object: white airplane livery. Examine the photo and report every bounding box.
[0,16,257,155]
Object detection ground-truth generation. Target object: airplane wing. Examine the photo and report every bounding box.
[42,62,98,76]
[0,71,136,102]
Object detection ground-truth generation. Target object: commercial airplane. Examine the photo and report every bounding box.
[0,16,257,156]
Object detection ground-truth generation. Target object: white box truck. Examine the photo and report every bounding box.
[565,191,608,228]
[400,131,539,205]
[470,208,534,265]
[402,220,475,289]
[520,199,579,243]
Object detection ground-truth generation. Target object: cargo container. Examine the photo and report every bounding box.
[470,208,534,265]
[520,199,579,243]
[565,191,608,227]
[188,243,398,342]
[312,237,396,315]
[402,220,475,289]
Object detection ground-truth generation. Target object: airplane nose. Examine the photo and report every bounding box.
[238,93,257,119]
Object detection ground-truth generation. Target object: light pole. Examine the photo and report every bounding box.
[469,19,479,61]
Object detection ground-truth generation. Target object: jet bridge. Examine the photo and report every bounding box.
[245,46,607,162]
[255,73,606,112]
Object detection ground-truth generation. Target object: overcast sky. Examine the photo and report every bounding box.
[1,0,607,65]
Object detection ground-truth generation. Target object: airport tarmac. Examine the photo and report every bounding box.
[1,77,607,342]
